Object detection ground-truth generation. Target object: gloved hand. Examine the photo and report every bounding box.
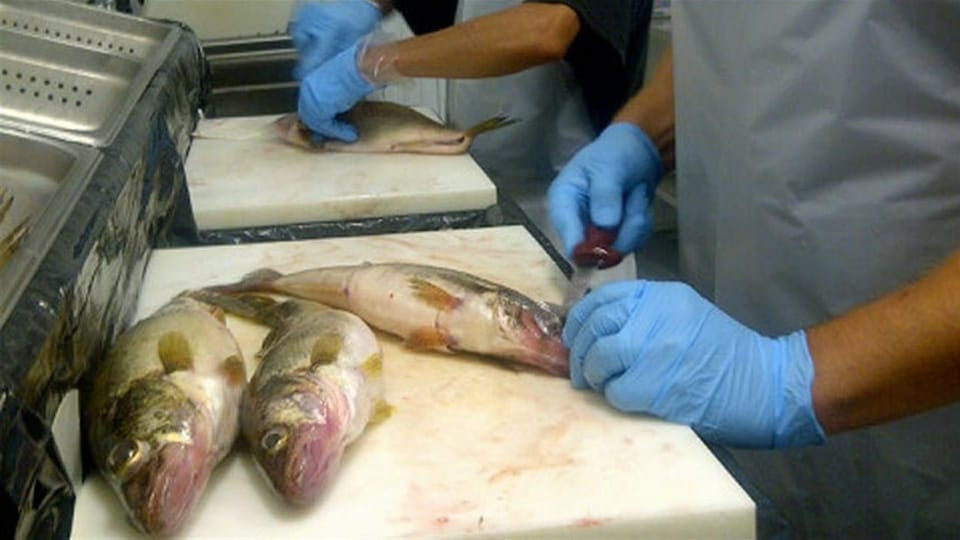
[564,280,826,449]
[290,0,382,80]
[548,122,663,258]
[298,40,378,142]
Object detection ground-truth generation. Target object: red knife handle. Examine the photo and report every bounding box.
[573,225,622,269]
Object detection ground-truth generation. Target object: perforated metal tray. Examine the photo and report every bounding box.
[0,0,180,146]
[0,128,99,328]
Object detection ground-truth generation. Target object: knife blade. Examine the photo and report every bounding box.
[560,225,623,315]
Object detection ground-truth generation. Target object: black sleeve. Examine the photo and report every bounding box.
[529,0,654,132]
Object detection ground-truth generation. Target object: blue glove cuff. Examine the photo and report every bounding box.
[773,330,827,448]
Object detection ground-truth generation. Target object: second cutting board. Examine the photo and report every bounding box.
[185,112,498,231]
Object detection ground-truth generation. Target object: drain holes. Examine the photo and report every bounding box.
[3,84,10,91]
[47,94,53,101]
[85,89,93,96]
[75,100,82,107]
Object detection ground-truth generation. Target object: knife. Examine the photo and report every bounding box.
[560,224,623,315]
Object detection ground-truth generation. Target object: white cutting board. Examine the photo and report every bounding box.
[70,226,754,539]
[184,110,497,231]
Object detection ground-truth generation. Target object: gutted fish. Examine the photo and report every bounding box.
[84,295,246,536]
[190,292,387,505]
[205,263,569,377]
[275,100,517,155]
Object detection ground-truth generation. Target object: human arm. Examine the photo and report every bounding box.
[358,2,580,81]
[808,248,960,433]
[564,247,960,448]
[547,46,675,256]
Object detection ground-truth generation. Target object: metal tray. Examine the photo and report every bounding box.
[0,128,99,328]
[0,0,180,146]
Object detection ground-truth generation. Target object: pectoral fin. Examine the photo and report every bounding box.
[220,354,247,386]
[409,278,461,311]
[310,334,344,365]
[157,332,193,372]
[405,327,450,350]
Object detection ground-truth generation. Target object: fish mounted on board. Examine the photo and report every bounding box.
[187,291,389,505]
[83,295,246,536]
[202,263,569,377]
[275,100,518,154]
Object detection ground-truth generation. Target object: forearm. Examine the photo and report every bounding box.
[807,248,960,434]
[612,47,675,168]
[359,3,580,81]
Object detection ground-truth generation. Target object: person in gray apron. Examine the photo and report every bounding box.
[550,1,960,538]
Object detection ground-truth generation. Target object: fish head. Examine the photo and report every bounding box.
[102,376,214,535]
[245,374,350,504]
[492,291,570,377]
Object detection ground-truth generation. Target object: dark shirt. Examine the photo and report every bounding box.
[531,0,654,132]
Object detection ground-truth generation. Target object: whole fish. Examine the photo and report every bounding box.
[189,292,387,505]
[0,220,27,270]
[205,263,569,377]
[274,100,517,155]
[84,295,246,536]
[0,185,12,225]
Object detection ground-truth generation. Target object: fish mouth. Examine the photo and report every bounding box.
[122,441,211,535]
[497,300,570,377]
[280,420,348,504]
[252,380,351,505]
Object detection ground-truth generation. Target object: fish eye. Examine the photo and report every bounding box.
[106,440,144,476]
[261,428,288,453]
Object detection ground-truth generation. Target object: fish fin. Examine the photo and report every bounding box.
[220,354,247,386]
[409,278,461,311]
[310,334,344,365]
[210,306,227,324]
[463,115,520,138]
[360,353,383,378]
[405,327,449,350]
[157,332,193,373]
[188,289,281,326]
[369,400,393,426]
[204,268,283,296]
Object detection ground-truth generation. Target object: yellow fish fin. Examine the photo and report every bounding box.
[220,354,247,386]
[360,353,383,378]
[310,334,343,365]
[409,278,461,311]
[157,332,193,372]
[405,327,449,350]
[369,400,394,426]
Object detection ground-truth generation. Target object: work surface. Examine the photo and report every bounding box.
[71,226,754,539]
[185,113,497,231]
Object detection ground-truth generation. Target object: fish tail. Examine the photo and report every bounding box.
[462,115,520,138]
[204,268,283,296]
[187,289,285,327]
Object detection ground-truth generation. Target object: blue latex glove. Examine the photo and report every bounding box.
[298,41,378,143]
[290,0,382,80]
[564,280,826,449]
[548,122,664,258]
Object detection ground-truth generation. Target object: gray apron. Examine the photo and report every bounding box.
[672,1,960,538]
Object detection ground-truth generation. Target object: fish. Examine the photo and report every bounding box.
[204,263,569,377]
[274,100,517,155]
[83,295,247,536]
[188,291,387,505]
[0,185,12,224]
[0,220,27,270]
